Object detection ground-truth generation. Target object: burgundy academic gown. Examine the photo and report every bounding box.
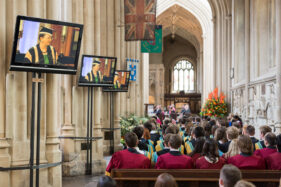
[191,153,201,167]
[265,152,281,170]
[254,146,277,159]
[227,153,266,169]
[156,151,193,169]
[195,156,226,169]
[106,148,151,173]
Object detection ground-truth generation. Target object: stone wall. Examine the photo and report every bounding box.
[0,0,146,186]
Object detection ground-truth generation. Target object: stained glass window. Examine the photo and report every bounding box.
[173,60,194,92]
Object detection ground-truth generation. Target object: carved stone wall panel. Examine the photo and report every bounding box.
[149,64,165,106]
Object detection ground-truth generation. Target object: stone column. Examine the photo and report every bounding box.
[0,2,10,184]
[275,0,281,133]
[244,0,250,123]
[45,0,62,186]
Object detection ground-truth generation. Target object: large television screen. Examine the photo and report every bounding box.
[78,55,117,87]
[103,70,131,92]
[10,15,83,74]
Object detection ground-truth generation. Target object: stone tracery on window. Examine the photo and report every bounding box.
[173,59,194,92]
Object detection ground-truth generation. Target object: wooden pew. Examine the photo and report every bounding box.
[111,169,281,187]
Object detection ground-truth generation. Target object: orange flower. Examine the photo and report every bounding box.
[213,87,218,100]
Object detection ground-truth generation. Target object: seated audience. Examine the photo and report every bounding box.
[150,122,160,146]
[227,135,265,169]
[154,173,178,187]
[133,126,148,151]
[219,164,242,187]
[211,125,219,139]
[156,134,193,169]
[254,132,277,159]
[265,133,281,170]
[223,139,239,160]
[255,125,272,150]
[234,180,255,187]
[105,132,151,176]
[182,121,193,142]
[95,176,116,187]
[215,127,228,152]
[189,126,205,147]
[245,125,259,151]
[219,126,239,153]
[189,137,205,164]
[196,139,225,169]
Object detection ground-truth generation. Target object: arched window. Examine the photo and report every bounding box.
[173,59,194,92]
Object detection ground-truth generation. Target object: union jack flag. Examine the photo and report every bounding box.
[124,0,157,41]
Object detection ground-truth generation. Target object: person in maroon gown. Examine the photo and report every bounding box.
[189,137,205,166]
[196,139,226,169]
[156,134,193,169]
[227,135,266,169]
[254,132,277,159]
[265,134,281,170]
[105,132,151,176]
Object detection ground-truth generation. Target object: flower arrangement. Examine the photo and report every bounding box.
[200,88,227,117]
[120,114,149,137]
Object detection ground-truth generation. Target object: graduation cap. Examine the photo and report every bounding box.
[39,27,53,36]
[115,72,119,76]
[92,60,101,65]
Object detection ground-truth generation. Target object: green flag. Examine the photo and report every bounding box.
[141,25,162,53]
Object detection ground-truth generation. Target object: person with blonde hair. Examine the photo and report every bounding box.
[154,173,178,187]
[234,180,255,187]
[223,139,239,159]
[227,135,265,169]
[219,126,239,153]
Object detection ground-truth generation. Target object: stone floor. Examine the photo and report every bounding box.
[62,156,112,187]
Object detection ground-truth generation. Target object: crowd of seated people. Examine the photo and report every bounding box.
[105,109,281,186]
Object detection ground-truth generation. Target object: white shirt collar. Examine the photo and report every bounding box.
[170,148,179,152]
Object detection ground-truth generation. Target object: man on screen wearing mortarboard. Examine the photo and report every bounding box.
[24,26,57,65]
[113,72,121,89]
[85,60,103,83]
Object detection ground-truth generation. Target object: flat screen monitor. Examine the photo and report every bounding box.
[10,15,83,74]
[103,70,131,92]
[78,55,117,87]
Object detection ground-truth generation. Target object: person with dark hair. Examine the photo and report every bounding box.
[105,132,151,176]
[245,125,259,151]
[144,121,153,132]
[219,126,239,153]
[96,176,116,187]
[150,123,160,146]
[154,173,178,187]
[211,125,219,138]
[254,132,277,159]
[255,125,272,150]
[265,134,281,170]
[196,139,225,169]
[189,137,205,164]
[204,123,212,139]
[132,126,148,151]
[156,134,193,169]
[152,133,172,164]
[209,119,216,127]
[227,135,265,169]
[184,126,204,154]
[219,164,242,187]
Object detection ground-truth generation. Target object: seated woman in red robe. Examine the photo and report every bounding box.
[265,134,281,170]
[189,137,205,166]
[156,134,193,169]
[254,132,277,159]
[195,139,226,169]
[105,132,151,176]
[227,135,266,169]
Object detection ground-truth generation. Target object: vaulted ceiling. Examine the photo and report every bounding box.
[156,5,203,52]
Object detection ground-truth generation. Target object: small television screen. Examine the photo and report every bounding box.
[10,15,83,74]
[78,55,117,87]
[103,70,131,92]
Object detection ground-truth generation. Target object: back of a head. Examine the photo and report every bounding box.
[190,137,205,156]
[169,134,182,149]
[193,126,205,138]
[209,120,216,126]
[220,164,242,187]
[132,126,144,140]
[164,133,172,146]
[165,126,177,135]
[163,119,171,126]
[225,139,239,159]
[237,135,253,155]
[97,176,116,187]
[162,124,169,134]
[246,125,255,136]
[154,173,178,187]
[259,125,272,136]
[226,126,239,140]
[124,132,138,148]
[277,134,281,152]
[143,128,151,140]
[144,122,153,132]
[202,138,219,163]
[234,180,255,187]
[264,132,277,146]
